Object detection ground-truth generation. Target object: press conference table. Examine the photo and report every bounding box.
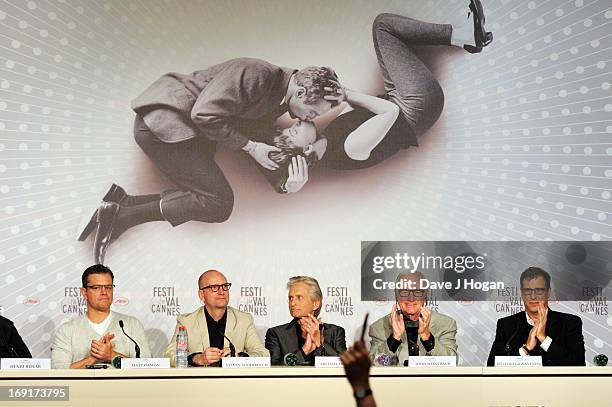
[1,366,611,406]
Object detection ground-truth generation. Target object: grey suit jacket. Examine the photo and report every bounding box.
[369,310,457,364]
[164,306,268,367]
[131,58,295,150]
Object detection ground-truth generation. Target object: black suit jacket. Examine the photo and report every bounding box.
[487,309,585,366]
[0,316,32,358]
[265,319,347,366]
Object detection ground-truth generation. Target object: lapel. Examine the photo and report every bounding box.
[545,308,560,335]
[224,307,237,348]
[284,319,300,354]
[194,307,209,350]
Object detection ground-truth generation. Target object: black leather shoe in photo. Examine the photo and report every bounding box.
[465,0,493,53]
[93,202,121,264]
[76,183,127,241]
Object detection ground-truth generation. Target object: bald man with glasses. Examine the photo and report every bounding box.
[51,264,151,368]
[164,269,268,366]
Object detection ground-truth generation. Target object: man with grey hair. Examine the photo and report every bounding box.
[265,276,347,365]
[369,272,457,365]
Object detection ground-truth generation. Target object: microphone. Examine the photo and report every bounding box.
[118,320,140,358]
[504,320,522,356]
[0,346,19,358]
[211,323,248,357]
[319,324,326,357]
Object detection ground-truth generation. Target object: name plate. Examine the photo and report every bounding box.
[122,358,170,369]
[1,358,51,370]
[222,357,270,368]
[494,356,543,367]
[408,356,456,367]
[315,356,343,368]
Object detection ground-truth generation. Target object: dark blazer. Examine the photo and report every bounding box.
[0,316,32,358]
[487,309,585,366]
[265,319,347,366]
[131,58,295,150]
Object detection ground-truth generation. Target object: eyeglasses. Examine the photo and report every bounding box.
[86,285,115,292]
[520,287,548,297]
[199,283,232,292]
[397,289,426,299]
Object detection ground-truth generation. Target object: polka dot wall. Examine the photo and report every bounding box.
[0,0,610,365]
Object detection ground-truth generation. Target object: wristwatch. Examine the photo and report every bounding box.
[353,388,372,400]
[521,344,531,355]
[111,355,122,369]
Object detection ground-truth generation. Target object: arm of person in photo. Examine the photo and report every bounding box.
[51,323,94,369]
[190,61,280,169]
[340,89,400,161]
[314,325,347,357]
[6,321,32,358]
[341,340,377,407]
[125,319,152,358]
[264,328,285,365]
[163,322,180,367]
[487,319,509,366]
[368,319,397,361]
[243,314,269,357]
[543,315,585,366]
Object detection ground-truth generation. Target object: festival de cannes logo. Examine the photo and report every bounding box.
[238,286,268,317]
[580,286,608,315]
[61,286,87,315]
[150,286,181,316]
[325,286,354,316]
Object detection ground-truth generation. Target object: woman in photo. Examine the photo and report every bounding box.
[270,0,493,174]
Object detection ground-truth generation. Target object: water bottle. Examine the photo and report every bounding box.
[176,325,189,368]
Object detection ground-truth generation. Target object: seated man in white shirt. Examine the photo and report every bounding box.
[487,266,585,366]
[51,264,151,368]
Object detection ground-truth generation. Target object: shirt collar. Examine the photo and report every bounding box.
[525,308,548,326]
[203,307,227,325]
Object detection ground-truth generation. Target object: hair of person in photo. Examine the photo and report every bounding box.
[268,126,321,167]
[81,264,114,287]
[294,66,341,107]
[520,266,551,289]
[287,276,323,317]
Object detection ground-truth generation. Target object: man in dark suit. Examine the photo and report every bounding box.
[266,276,347,365]
[487,266,585,366]
[0,316,32,358]
[77,58,344,263]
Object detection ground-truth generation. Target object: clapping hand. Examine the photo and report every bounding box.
[535,302,548,342]
[390,303,405,341]
[418,307,432,341]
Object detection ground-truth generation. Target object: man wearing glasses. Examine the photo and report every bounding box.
[164,269,268,366]
[51,264,151,368]
[369,272,457,365]
[487,267,585,366]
